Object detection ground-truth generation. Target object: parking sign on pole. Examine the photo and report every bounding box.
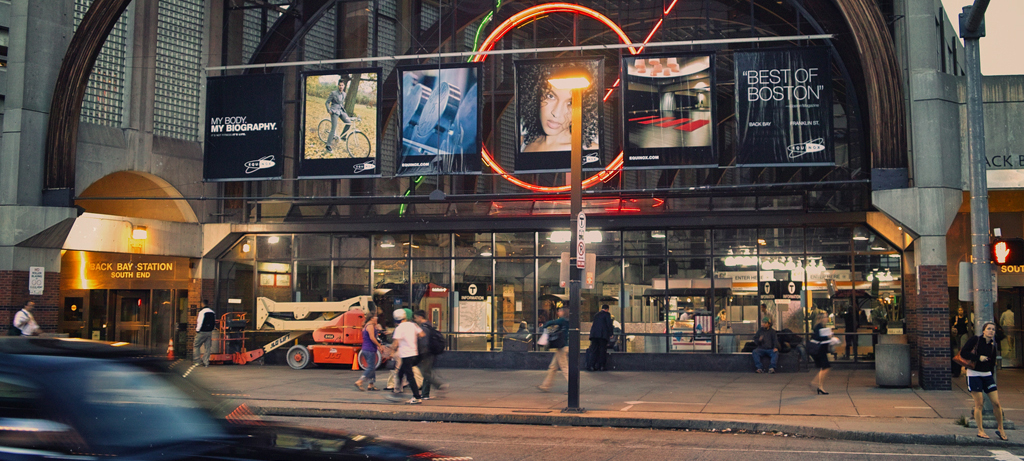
[576,212,586,269]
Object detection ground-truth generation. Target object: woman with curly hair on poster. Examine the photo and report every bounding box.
[518,60,601,154]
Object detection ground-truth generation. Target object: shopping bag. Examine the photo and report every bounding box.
[537,331,549,346]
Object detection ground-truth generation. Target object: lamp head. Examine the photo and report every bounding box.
[547,67,591,90]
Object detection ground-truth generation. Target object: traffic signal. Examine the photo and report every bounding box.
[992,238,1024,265]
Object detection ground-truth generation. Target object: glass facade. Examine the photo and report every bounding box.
[75,0,131,127]
[220,227,903,360]
[154,0,204,140]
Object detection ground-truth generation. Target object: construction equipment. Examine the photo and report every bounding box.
[229,296,379,369]
[208,312,249,364]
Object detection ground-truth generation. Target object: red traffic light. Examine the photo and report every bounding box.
[992,238,1024,265]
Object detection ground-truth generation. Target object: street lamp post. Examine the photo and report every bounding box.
[548,72,590,413]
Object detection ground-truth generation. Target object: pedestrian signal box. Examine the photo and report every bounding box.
[992,238,1024,265]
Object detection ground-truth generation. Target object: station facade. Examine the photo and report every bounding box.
[1,0,1021,390]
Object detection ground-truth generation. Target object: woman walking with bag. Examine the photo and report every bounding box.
[355,311,383,391]
[809,312,837,395]
[959,322,1007,440]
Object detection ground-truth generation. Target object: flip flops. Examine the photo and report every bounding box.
[977,433,990,439]
[996,431,1008,441]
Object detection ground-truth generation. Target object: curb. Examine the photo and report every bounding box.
[256,406,1024,448]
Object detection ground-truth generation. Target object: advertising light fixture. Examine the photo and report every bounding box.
[131,226,147,240]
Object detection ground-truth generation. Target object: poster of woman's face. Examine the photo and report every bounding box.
[621,53,716,169]
[514,57,603,173]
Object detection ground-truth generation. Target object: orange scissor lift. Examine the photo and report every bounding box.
[207,296,380,369]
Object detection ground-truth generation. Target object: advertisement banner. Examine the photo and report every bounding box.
[397,64,481,176]
[299,69,381,178]
[514,57,604,173]
[204,73,284,181]
[734,48,833,167]
[622,53,716,169]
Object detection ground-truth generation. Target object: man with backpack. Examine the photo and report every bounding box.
[538,307,570,392]
[11,301,41,336]
[413,310,447,399]
[193,300,216,367]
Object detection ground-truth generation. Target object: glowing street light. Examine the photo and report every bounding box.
[548,69,590,414]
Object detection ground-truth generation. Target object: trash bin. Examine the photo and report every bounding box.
[875,337,911,387]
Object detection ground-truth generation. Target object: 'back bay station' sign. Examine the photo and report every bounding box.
[61,251,192,290]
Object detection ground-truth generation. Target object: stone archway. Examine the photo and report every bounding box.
[77,171,198,224]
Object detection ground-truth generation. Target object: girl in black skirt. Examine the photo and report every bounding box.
[809,312,833,395]
[960,321,1006,440]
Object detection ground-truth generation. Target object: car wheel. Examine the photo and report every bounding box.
[286,345,311,369]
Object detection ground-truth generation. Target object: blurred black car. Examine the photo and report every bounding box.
[0,337,454,460]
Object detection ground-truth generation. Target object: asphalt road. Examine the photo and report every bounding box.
[270,417,1024,460]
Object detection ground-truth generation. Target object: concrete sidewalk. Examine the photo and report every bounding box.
[184,363,1024,447]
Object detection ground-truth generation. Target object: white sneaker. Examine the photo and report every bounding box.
[406,398,422,404]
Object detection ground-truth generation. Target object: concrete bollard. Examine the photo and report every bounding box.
[875,343,911,387]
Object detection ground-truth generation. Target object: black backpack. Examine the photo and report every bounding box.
[428,326,447,355]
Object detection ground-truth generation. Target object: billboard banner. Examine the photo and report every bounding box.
[204,73,284,181]
[622,53,716,169]
[514,57,604,173]
[299,69,381,178]
[734,47,833,167]
[397,63,482,176]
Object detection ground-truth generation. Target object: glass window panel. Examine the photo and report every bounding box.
[454,233,491,258]
[714,228,758,256]
[496,232,534,257]
[623,230,666,256]
[256,261,292,302]
[411,234,449,258]
[296,261,330,302]
[714,256,759,323]
[806,227,852,254]
[494,259,535,346]
[373,259,408,288]
[852,227,875,253]
[294,235,331,259]
[412,259,451,331]
[333,260,369,301]
[220,261,254,319]
[667,230,710,255]
[758,228,804,255]
[333,235,370,259]
[223,236,254,261]
[256,235,292,260]
[622,257,667,354]
[536,258,562,328]
[713,196,756,211]
[373,234,409,258]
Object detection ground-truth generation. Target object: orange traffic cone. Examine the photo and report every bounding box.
[351,354,360,370]
[167,339,175,360]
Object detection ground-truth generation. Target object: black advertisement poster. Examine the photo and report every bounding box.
[298,69,381,178]
[622,53,716,169]
[204,74,284,181]
[514,57,604,173]
[734,48,833,167]
[397,63,482,176]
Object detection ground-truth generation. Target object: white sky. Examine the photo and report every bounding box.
[940,0,1024,75]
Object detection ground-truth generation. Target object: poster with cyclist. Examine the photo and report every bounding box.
[299,69,381,178]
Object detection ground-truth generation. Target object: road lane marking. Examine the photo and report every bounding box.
[990,450,1022,461]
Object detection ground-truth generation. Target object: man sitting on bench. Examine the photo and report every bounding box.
[752,318,780,374]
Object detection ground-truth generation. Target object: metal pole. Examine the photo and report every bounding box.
[565,87,584,413]
[961,5,994,334]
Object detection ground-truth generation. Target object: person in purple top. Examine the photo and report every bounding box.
[355,311,382,391]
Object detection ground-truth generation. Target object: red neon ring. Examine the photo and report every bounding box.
[473,3,637,193]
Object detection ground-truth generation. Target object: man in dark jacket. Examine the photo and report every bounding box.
[587,304,614,371]
[751,318,780,373]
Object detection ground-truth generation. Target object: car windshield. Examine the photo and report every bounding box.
[61,359,227,452]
